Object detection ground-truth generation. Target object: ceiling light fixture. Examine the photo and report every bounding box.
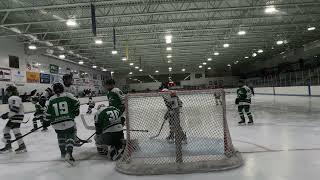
[265,5,278,14]
[112,50,118,55]
[208,58,212,61]
[135,66,139,69]
[139,69,143,72]
[122,57,127,61]
[167,54,172,58]
[199,65,203,68]
[252,53,257,57]
[95,39,103,45]
[276,40,284,45]
[214,52,219,56]
[92,65,97,68]
[223,44,229,48]
[181,68,186,72]
[166,47,172,51]
[307,27,316,31]
[66,19,77,27]
[202,62,207,65]
[129,72,133,75]
[238,30,246,35]
[257,49,263,53]
[28,44,37,50]
[59,54,66,59]
[208,67,212,70]
[78,61,84,65]
[129,63,134,66]
[155,70,159,73]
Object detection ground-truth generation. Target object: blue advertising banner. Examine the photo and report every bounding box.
[40,73,50,84]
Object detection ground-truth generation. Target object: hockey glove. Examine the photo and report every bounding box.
[235,98,240,105]
[1,112,9,120]
[42,120,51,129]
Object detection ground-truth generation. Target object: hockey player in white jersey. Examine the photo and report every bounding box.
[86,97,95,114]
[0,85,27,153]
[62,73,79,97]
[214,91,222,105]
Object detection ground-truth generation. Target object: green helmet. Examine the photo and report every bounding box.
[5,85,18,96]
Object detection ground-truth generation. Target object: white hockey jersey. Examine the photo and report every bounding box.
[8,96,24,123]
[64,85,79,97]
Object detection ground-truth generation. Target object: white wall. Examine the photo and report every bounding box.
[254,87,274,94]
[181,74,239,87]
[129,82,162,91]
[0,37,107,94]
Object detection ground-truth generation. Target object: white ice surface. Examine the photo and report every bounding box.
[1,95,320,180]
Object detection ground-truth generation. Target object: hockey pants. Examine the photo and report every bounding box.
[3,120,25,147]
[238,105,253,122]
[55,127,75,156]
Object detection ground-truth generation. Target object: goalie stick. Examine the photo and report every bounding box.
[149,118,167,139]
[80,114,149,133]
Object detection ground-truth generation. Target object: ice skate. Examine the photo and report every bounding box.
[166,132,175,143]
[0,144,12,154]
[15,143,27,154]
[247,120,254,126]
[112,148,124,161]
[41,127,48,132]
[31,124,38,132]
[181,132,187,144]
[65,153,76,166]
[238,120,246,126]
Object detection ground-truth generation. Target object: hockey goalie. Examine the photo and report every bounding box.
[160,84,187,144]
[94,104,124,161]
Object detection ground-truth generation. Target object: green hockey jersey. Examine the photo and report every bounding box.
[94,106,123,134]
[107,88,125,114]
[236,85,252,105]
[45,92,80,130]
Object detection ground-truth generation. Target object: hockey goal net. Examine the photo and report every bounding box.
[116,89,243,175]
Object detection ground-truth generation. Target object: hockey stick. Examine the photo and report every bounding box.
[149,118,167,139]
[81,114,148,132]
[22,116,31,124]
[78,132,96,147]
[9,125,43,144]
[81,114,95,130]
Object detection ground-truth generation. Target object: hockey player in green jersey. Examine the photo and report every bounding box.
[44,82,80,164]
[235,80,254,125]
[105,79,125,124]
[94,104,124,160]
[31,96,48,132]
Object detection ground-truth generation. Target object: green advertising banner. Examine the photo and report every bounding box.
[50,64,59,74]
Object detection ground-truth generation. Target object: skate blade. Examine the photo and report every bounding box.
[65,160,77,166]
[238,123,246,126]
[247,123,254,126]
[15,149,27,154]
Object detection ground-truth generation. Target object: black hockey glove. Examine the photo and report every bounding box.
[235,98,240,105]
[1,112,9,120]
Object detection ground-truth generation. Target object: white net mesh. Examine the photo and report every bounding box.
[116,89,243,175]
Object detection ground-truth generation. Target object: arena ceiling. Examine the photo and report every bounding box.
[0,0,319,76]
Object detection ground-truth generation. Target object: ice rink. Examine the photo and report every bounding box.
[1,94,320,180]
